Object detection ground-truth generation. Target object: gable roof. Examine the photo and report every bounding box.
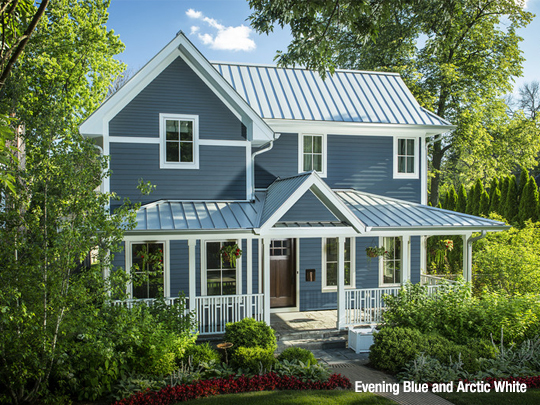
[213,62,454,131]
[79,32,274,144]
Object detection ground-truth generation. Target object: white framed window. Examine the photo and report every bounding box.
[393,137,418,178]
[322,237,355,291]
[159,113,199,169]
[128,241,168,298]
[202,240,240,296]
[298,133,327,177]
[379,236,402,286]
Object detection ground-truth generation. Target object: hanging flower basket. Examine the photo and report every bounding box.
[219,244,242,268]
[365,246,387,258]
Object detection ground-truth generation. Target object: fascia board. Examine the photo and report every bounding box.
[264,119,455,136]
[365,225,510,236]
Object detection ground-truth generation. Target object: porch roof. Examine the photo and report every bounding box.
[336,189,508,232]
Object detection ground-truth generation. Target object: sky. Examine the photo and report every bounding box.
[106,0,540,94]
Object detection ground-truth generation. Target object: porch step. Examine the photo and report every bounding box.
[275,328,348,352]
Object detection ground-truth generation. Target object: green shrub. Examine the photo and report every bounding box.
[224,318,277,353]
[182,342,221,367]
[278,347,317,365]
[369,327,426,373]
[232,346,276,373]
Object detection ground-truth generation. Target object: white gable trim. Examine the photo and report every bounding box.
[79,32,274,144]
[257,173,367,235]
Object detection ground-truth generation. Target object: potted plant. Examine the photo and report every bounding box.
[365,246,387,258]
[219,244,242,267]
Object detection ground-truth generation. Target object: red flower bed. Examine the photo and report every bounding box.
[113,373,351,405]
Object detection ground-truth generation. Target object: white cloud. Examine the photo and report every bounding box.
[185,9,256,52]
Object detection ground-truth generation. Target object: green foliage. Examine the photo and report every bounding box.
[518,167,529,199]
[369,327,426,373]
[277,347,318,365]
[474,220,540,296]
[111,374,166,402]
[466,182,476,215]
[183,343,221,368]
[232,346,276,373]
[499,176,510,215]
[504,175,519,223]
[488,187,502,215]
[518,175,539,224]
[445,185,458,211]
[224,318,277,353]
[457,184,467,213]
[274,359,332,382]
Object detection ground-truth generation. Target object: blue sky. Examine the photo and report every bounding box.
[107,0,540,93]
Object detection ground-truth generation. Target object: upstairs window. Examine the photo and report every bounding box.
[160,113,199,169]
[299,133,327,177]
[394,137,418,178]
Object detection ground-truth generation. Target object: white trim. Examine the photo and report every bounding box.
[393,136,419,179]
[159,113,200,170]
[201,239,241,296]
[258,238,262,294]
[265,119,454,137]
[246,144,253,200]
[261,227,358,238]
[421,134,428,205]
[263,238,271,324]
[321,237,356,292]
[126,240,170,298]
[188,239,196,311]
[199,139,250,147]
[378,236,402,287]
[246,239,252,295]
[297,133,327,178]
[109,136,160,144]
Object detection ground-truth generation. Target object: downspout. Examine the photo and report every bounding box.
[250,133,280,200]
[466,231,487,282]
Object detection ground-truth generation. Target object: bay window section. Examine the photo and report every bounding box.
[205,241,237,296]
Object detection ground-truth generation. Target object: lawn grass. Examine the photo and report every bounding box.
[437,389,540,405]
[179,390,394,404]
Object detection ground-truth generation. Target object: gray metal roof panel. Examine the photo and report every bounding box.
[336,190,507,230]
[212,62,451,127]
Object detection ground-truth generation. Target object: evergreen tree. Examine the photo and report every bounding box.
[519,175,540,223]
[488,178,499,202]
[499,176,509,217]
[447,185,458,211]
[480,190,490,216]
[472,179,484,216]
[437,201,442,209]
[505,175,519,223]
[457,184,467,213]
[489,187,502,214]
[466,182,477,214]
[518,167,529,202]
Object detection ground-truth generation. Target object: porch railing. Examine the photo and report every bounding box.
[112,293,264,335]
[421,274,458,285]
[344,285,446,327]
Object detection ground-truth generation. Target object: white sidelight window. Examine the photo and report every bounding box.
[160,113,199,169]
[394,137,418,178]
[299,133,327,176]
[322,237,355,291]
[130,242,165,299]
[380,236,402,286]
[204,240,239,296]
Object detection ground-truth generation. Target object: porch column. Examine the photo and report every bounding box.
[336,236,346,330]
[462,235,469,281]
[263,238,271,325]
[402,235,411,283]
[188,239,196,313]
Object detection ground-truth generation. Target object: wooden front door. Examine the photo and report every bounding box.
[270,239,296,308]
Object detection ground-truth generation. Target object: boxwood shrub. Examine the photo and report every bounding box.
[224,318,277,353]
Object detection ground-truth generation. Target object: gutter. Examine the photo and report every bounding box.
[465,230,487,282]
[250,134,280,200]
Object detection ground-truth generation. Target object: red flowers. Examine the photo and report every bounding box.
[113,373,351,405]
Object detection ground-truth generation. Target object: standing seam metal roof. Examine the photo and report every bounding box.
[213,63,452,127]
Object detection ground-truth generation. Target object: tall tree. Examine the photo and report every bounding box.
[489,187,502,215]
[499,176,510,217]
[518,175,539,224]
[518,167,529,201]
[446,184,458,211]
[457,184,467,213]
[249,0,535,205]
[517,81,540,120]
[505,175,519,223]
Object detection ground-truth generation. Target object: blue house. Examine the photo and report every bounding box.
[80,32,506,334]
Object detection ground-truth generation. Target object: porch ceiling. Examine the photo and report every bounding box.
[336,190,508,232]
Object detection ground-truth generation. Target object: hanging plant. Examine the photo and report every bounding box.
[219,244,242,268]
[365,246,387,258]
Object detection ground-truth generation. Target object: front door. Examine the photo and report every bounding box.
[270,239,296,308]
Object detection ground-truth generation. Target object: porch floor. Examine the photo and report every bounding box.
[270,310,338,334]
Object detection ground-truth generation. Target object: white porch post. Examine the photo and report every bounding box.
[462,235,469,281]
[188,239,196,312]
[402,235,411,283]
[337,236,346,330]
[263,238,271,325]
[420,236,427,282]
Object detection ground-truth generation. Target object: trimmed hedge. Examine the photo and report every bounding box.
[232,346,276,372]
[112,373,352,405]
[224,318,277,353]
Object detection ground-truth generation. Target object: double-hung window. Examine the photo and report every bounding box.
[204,241,238,296]
[322,237,355,291]
[131,242,165,299]
[160,113,199,169]
[394,137,418,178]
[299,134,326,177]
[380,236,402,285]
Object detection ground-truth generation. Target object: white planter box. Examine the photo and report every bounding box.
[348,327,375,353]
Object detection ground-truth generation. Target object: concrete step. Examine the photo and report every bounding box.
[277,334,348,352]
